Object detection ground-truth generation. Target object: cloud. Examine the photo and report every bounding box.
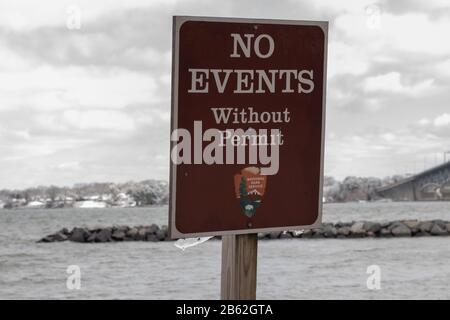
[325,125,447,179]
[1,0,450,188]
[364,72,435,96]
[410,112,450,133]
[418,118,431,126]
[0,65,161,112]
[380,0,450,15]
[334,11,450,54]
[0,0,177,31]
[0,11,173,72]
[54,161,81,170]
[328,41,369,77]
[433,113,450,127]
[61,109,136,131]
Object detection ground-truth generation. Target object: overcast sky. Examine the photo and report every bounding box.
[1,0,450,189]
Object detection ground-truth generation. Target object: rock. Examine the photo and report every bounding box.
[335,222,349,228]
[430,224,447,236]
[257,233,267,239]
[38,235,54,243]
[350,221,365,233]
[380,221,391,228]
[280,232,292,239]
[301,229,313,238]
[432,220,447,228]
[269,232,281,239]
[446,223,450,233]
[135,228,147,241]
[59,228,70,236]
[312,233,324,239]
[323,225,337,238]
[349,232,366,238]
[146,233,158,242]
[337,226,350,237]
[69,227,89,242]
[112,230,126,241]
[391,224,412,237]
[419,221,433,233]
[155,229,166,241]
[88,228,100,234]
[148,224,160,234]
[312,229,324,238]
[290,230,303,238]
[50,232,68,242]
[342,222,353,228]
[402,220,420,230]
[387,221,401,230]
[96,228,112,242]
[86,233,97,242]
[379,228,391,237]
[116,225,129,233]
[363,222,381,233]
[350,222,366,237]
[127,227,138,238]
[414,231,430,237]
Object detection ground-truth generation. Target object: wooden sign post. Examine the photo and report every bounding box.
[169,16,328,300]
[221,234,258,300]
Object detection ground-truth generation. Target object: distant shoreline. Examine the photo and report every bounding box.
[0,204,167,210]
[4,199,450,210]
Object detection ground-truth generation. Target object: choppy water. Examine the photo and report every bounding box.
[0,202,449,299]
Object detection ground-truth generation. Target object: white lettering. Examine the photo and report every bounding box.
[254,34,275,58]
[188,69,209,93]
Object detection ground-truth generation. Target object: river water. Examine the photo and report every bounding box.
[0,202,449,299]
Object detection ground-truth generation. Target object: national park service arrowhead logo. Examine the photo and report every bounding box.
[234,167,267,218]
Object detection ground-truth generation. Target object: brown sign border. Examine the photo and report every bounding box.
[169,16,328,238]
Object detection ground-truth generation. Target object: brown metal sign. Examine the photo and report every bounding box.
[169,16,328,238]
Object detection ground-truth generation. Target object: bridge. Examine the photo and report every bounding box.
[377,161,450,201]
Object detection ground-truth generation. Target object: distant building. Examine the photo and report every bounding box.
[101,194,112,201]
[26,201,45,208]
[116,193,136,207]
[75,200,108,208]
[377,161,450,201]
[117,193,128,200]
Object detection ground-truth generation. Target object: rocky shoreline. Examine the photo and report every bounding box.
[38,219,450,243]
